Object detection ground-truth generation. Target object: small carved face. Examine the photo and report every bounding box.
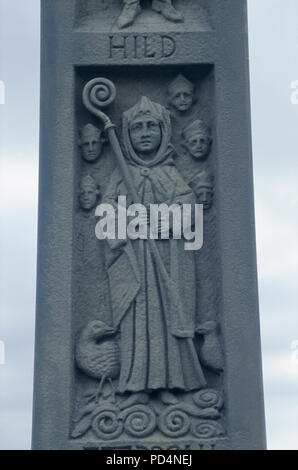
[169,90,194,113]
[196,187,213,210]
[184,132,211,160]
[129,116,162,157]
[80,127,104,162]
[79,183,99,211]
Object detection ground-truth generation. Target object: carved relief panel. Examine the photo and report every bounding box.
[72,65,225,448]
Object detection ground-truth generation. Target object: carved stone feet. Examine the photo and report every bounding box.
[152,0,184,23]
[158,390,179,405]
[118,391,150,410]
[118,1,142,29]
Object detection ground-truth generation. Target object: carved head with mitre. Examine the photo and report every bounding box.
[79,175,100,211]
[78,123,106,163]
[189,171,214,210]
[181,119,212,161]
[167,74,196,113]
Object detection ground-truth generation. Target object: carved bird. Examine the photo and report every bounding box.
[76,320,120,402]
[196,321,224,374]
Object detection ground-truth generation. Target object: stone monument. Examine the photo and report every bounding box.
[32,0,266,450]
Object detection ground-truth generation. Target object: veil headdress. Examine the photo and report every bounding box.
[122,96,174,168]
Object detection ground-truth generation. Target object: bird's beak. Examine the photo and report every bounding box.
[106,327,117,336]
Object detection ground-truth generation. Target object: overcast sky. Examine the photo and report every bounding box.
[0,0,297,450]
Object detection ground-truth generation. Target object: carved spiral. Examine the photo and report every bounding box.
[191,420,225,439]
[82,78,116,128]
[158,406,190,438]
[92,408,123,440]
[121,405,156,438]
[193,389,223,409]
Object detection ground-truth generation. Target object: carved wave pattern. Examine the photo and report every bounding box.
[71,389,226,441]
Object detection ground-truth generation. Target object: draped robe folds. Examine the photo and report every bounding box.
[102,98,206,394]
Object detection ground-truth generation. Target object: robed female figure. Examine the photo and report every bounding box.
[102,96,206,403]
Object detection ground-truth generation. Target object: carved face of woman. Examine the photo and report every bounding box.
[129,116,162,159]
[185,132,211,160]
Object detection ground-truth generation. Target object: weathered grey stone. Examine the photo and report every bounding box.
[32,0,266,450]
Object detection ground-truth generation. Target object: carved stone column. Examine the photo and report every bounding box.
[32,0,266,450]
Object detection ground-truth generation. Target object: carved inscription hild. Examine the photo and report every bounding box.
[33,0,266,450]
[108,35,177,60]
